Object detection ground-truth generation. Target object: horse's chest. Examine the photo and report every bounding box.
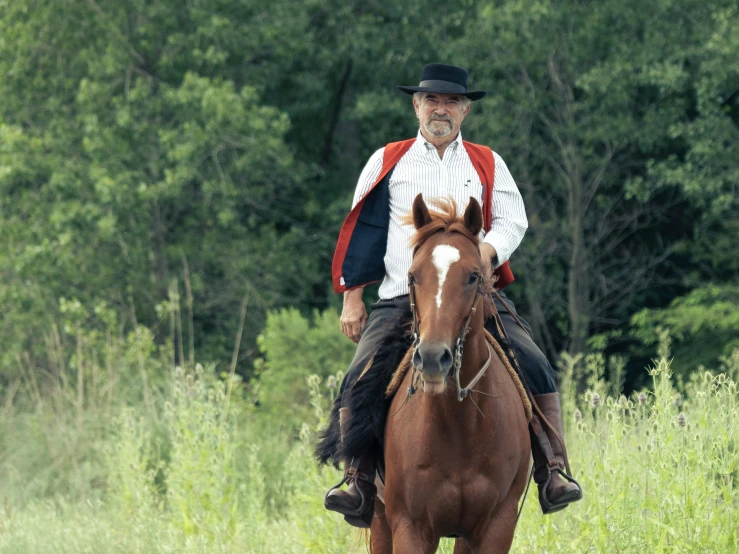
[390,466,504,533]
[384,403,521,531]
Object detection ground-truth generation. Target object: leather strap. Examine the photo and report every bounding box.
[456,342,493,400]
[530,414,558,468]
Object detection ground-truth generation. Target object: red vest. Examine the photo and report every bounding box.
[332,138,515,294]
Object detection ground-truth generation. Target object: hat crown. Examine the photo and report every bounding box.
[420,64,469,90]
[396,63,486,101]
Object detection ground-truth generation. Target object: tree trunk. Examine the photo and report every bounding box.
[547,51,591,356]
[567,175,589,355]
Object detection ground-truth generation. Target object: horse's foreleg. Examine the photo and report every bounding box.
[369,500,392,554]
[453,538,473,554]
[389,519,438,554]
[469,499,519,554]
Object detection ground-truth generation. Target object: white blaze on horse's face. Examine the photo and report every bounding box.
[431,244,461,309]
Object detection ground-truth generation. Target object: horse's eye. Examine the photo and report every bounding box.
[468,272,480,285]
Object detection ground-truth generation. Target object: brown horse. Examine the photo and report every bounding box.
[369,195,531,554]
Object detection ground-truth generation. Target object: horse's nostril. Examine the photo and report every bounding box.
[414,343,452,376]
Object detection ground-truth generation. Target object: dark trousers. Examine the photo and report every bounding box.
[339,292,557,405]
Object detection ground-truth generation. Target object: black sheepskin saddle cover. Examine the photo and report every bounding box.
[314,317,412,469]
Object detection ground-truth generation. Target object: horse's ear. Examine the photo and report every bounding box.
[412,194,433,230]
[464,197,483,236]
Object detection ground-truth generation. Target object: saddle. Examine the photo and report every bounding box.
[315,317,532,473]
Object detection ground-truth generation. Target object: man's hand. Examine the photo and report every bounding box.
[480,242,498,283]
[341,288,367,343]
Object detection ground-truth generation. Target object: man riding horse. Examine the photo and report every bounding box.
[322,63,582,526]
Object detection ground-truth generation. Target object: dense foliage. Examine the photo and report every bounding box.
[1,0,737,390]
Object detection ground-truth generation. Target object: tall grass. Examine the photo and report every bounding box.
[0,317,737,553]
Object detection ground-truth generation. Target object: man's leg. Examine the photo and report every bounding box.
[488,292,555,395]
[486,292,583,513]
[326,297,410,527]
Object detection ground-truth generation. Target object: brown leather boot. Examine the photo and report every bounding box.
[324,407,377,528]
[530,392,583,514]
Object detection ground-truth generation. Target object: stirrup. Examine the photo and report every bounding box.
[324,463,376,528]
[342,496,375,528]
[538,467,583,514]
[324,463,359,507]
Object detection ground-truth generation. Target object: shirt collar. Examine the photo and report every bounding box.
[416,129,464,152]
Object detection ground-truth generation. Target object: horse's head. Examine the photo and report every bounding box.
[406,194,485,396]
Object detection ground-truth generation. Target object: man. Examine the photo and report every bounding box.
[324,64,582,527]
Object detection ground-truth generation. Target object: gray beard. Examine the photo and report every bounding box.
[424,119,453,138]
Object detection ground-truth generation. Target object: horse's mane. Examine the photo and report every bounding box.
[401,197,496,318]
[399,197,479,250]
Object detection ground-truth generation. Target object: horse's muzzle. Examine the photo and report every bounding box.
[413,342,453,394]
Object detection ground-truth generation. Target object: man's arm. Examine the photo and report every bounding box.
[350,148,385,209]
[339,148,385,341]
[481,152,528,276]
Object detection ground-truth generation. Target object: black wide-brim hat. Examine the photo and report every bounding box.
[397,63,486,101]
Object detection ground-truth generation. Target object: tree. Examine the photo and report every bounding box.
[449,0,736,365]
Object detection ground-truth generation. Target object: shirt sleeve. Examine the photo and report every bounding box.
[351,147,385,209]
[482,151,528,267]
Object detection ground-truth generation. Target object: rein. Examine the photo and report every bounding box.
[408,273,489,402]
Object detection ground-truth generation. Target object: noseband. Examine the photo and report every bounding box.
[408,271,492,402]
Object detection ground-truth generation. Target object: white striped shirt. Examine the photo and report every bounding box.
[351,130,528,299]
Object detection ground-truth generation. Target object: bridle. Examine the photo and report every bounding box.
[407,269,492,403]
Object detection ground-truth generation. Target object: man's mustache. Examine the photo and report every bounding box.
[429,115,452,123]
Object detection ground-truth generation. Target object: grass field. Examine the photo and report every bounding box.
[0,328,737,553]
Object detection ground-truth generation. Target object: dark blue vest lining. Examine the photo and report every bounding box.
[341,168,395,289]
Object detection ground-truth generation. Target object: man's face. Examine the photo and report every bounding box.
[414,92,471,139]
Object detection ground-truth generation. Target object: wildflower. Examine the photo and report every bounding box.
[638,392,647,405]
[677,413,686,428]
[592,393,601,409]
[327,376,337,390]
[674,394,682,407]
[175,365,183,375]
[574,409,582,423]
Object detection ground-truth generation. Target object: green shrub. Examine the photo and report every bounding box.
[252,308,354,432]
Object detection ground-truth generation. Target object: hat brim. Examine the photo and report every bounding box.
[397,85,486,101]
